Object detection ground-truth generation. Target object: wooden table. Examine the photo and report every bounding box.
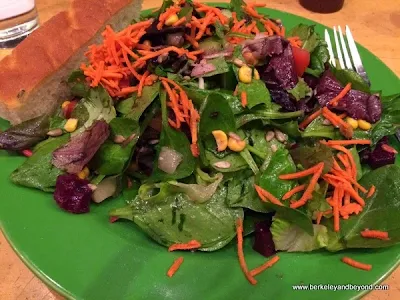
[0,0,399,299]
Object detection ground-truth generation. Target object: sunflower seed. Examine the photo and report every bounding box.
[322,118,332,125]
[114,135,126,144]
[274,129,287,142]
[271,144,278,153]
[233,58,245,67]
[228,132,242,141]
[265,131,275,142]
[47,128,63,137]
[213,161,231,169]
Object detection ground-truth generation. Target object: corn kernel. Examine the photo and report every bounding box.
[253,69,260,80]
[64,118,78,133]
[77,167,90,180]
[228,137,246,152]
[212,130,228,152]
[238,66,252,83]
[345,117,358,130]
[358,119,372,131]
[165,14,179,26]
[61,101,71,109]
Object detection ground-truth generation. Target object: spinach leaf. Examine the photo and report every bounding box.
[71,87,116,135]
[110,187,243,251]
[214,21,226,40]
[287,78,312,101]
[290,143,334,174]
[287,24,319,53]
[150,91,195,181]
[199,93,236,150]
[116,82,160,120]
[236,110,303,127]
[371,93,400,145]
[91,118,140,176]
[10,135,70,192]
[229,0,246,19]
[67,70,90,98]
[306,181,331,218]
[349,147,363,180]
[201,57,230,78]
[259,149,297,199]
[302,116,341,140]
[331,67,371,93]
[237,79,272,109]
[49,116,66,131]
[226,169,313,234]
[341,165,400,248]
[270,120,302,138]
[183,86,243,115]
[306,42,329,77]
[240,149,259,174]
[0,114,50,151]
[206,150,248,172]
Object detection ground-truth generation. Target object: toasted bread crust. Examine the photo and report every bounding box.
[0,0,141,124]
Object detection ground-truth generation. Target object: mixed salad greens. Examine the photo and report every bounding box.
[2,0,400,281]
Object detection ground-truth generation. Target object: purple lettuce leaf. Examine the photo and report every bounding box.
[360,137,396,169]
[315,71,382,123]
[54,174,92,214]
[52,120,110,174]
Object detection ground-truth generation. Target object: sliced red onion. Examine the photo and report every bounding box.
[158,147,183,174]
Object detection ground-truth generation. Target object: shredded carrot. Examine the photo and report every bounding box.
[332,187,340,232]
[249,256,280,277]
[329,144,357,179]
[321,107,353,139]
[329,83,352,106]
[236,219,258,285]
[168,240,201,252]
[340,203,362,219]
[331,169,367,193]
[167,257,184,277]
[137,70,150,97]
[195,12,215,40]
[282,184,306,200]
[184,34,199,48]
[279,163,323,180]
[367,185,376,198]
[381,144,398,154]
[254,185,284,206]
[174,17,187,27]
[342,183,365,206]
[326,140,371,146]
[299,109,322,130]
[290,163,324,209]
[241,91,248,108]
[360,229,389,240]
[342,257,372,271]
[344,192,351,206]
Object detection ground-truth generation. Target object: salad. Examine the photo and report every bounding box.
[1,0,400,283]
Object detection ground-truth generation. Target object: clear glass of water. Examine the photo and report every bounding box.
[0,0,39,48]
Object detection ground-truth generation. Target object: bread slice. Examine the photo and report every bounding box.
[0,0,143,125]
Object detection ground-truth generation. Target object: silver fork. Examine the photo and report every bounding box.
[324,25,371,86]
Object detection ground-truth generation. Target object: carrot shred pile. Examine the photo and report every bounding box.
[341,257,372,271]
[160,77,200,157]
[167,257,184,277]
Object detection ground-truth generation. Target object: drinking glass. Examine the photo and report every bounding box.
[0,0,39,48]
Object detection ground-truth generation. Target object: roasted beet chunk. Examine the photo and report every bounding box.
[253,218,276,257]
[368,137,396,169]
[54,174,92,214]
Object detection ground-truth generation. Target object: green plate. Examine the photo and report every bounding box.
[1,5,400,300]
